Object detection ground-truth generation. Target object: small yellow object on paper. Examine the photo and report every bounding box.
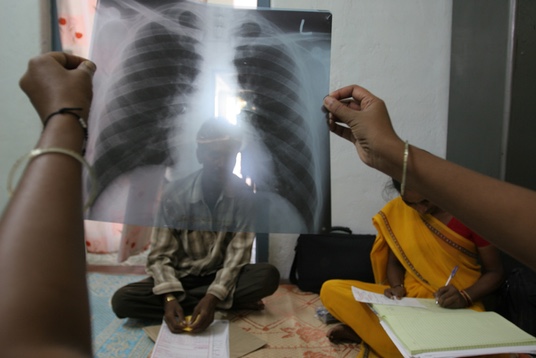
[183,315,193,332]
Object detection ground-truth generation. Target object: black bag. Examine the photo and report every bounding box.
[289,226,376,293]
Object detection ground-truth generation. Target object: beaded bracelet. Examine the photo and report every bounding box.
[400,140,409,196]
[43,107,88,155]
[7,147,96,211]
[391,284,404,289]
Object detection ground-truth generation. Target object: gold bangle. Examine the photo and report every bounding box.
[459,289,473,307]
[7,147,96,211]
[400,140,409,196]
[164,294,177,303]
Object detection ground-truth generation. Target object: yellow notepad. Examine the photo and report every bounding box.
[371,298,536,357]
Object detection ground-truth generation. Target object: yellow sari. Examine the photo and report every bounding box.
[320,197,497,358]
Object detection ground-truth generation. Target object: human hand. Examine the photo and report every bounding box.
[188,294,221,333]
[434,285,468,308]
[323,85,402,169]
[163,299,188,333]
[19,52,96,123]
[384,286,407,300]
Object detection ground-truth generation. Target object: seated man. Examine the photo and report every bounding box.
[112,118,280,333]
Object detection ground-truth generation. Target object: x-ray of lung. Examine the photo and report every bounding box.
[85,0,332,234]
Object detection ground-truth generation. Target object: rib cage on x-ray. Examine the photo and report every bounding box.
[90,4,205,201]
[86,0,331,233]
[233,21,317,230]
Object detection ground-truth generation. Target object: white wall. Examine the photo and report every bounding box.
[0,1,452,279]
[269,0,452,278]
[0,2,51,212]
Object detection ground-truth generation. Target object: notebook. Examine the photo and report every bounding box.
[353,286,536,357]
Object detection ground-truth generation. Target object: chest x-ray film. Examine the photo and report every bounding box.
[85,0,332,234]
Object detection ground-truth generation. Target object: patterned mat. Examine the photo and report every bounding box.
[88,273,360,357]
[225,284,360,358]
[89,273,155,357]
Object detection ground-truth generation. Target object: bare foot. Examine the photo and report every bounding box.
[233,300,265,310]
[327,324,362,343]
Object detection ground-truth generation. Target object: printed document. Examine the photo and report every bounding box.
[151,320,229,358]
[351,286,426,308]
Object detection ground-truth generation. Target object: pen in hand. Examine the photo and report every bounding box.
[436,265,459,304]
[444,265,458,286]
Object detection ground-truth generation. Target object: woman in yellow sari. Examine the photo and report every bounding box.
[320,180,505,357]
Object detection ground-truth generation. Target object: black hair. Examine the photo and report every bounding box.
[196,118,242,145]
[392,178,401,193]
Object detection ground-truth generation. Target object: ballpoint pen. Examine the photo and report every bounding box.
[436,265,459,304]
[444,265,459,287]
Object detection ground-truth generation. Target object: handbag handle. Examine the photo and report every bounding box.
[330,226,352,234]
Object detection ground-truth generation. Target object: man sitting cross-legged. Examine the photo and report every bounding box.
[112,118,280,333]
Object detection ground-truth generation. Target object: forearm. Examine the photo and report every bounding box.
[0,118,90,351]
[464,271,505,304]
[208,265,245,301]
[209,232,253,301]
[386,250,405,287]
[373,142,536,271]
[388,274,405,287]
[325,85,536,271]
[146,227,186,295]
[147,260,185,296]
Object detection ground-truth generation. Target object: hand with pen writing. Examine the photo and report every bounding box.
[434,265,467,308]
[435,285,469,308]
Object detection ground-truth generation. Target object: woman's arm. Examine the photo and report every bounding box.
[384,248,407,299]
[435,245,505,308]
[464,245,505,303]
[0,53,95,357]
[323,85,536,271]
[404,146,536,273]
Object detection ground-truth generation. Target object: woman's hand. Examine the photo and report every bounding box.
[323,85,402,170]
[19,52,96,122]
[384,285,407,300]
[435,285,468,308]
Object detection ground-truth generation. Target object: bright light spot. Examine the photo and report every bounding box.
[233,152,243,178]
[233,0,256,8]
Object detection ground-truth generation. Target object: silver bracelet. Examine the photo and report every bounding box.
[7,147,96,211]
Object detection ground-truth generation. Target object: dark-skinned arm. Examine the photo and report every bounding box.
[323,85,536,272]
[436,245,504,308]
[384,249,407,300]
[0,52,95,358]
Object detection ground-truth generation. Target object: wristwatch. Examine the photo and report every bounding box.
[164,293,177,303]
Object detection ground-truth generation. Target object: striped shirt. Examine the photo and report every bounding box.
[146,170,255,309]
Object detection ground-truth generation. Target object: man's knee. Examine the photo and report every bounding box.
[110,287,129,318]
[251,263,280,295]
